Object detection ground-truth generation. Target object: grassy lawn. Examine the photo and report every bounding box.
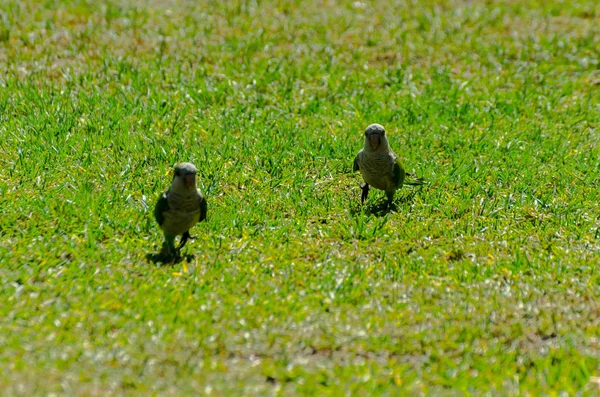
[1,0,600,394]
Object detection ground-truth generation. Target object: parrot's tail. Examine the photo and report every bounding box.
[404,174,426,186]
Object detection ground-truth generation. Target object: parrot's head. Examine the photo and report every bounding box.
[171,162,198,191]
[363,123,389,152]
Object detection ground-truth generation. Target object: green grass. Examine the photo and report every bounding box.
[1,0,600,394]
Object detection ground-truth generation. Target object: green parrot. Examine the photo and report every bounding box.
[154,162,207,259]
[353,123,424,206]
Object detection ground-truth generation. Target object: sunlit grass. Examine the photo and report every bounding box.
[1,0,600,394]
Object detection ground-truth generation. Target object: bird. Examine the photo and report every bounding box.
[353,123,424,206]
[154,162,207,260]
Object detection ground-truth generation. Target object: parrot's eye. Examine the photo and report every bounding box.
[175,171,181,177]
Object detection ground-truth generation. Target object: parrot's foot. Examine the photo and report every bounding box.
[145,243,180,265]
[161,242,180,262]
[160,242,168,255]
[178,231,196,250]
[385,200,395,212]
[385,191,396,212]
[360,183,370,204]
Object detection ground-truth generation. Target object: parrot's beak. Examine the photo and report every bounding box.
[369,134,380,149]
[183,173,196,189]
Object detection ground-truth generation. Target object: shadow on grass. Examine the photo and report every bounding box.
[145,252,195,265]
[349,190,420,217]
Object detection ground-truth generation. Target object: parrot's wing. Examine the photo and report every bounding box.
[154,191,169,226]
[392,159,406,188]
[353,154,360,172]
[199,193,207,222]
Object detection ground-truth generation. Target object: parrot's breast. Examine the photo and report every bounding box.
[357,151,397,191]
[161,192,202,235]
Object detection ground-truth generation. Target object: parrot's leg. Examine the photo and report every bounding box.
[163,233,178,259]
[361,183,370,203]
[179,231,196,250]
[385,190,395,207]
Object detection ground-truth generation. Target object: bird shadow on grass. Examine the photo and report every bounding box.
[350,190,420,217]
[145,252,195,266]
